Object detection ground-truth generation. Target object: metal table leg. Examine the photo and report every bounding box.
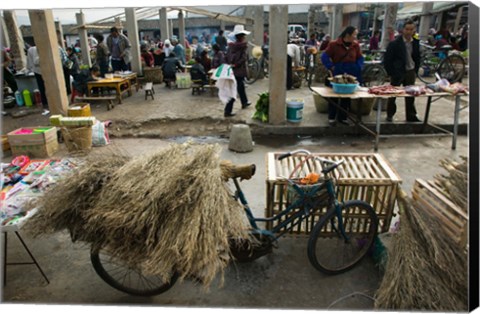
[452,95,460,150]
[2,232,6,286]
[375,98,383,151]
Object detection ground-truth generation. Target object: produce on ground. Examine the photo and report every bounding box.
[252,91,269,123]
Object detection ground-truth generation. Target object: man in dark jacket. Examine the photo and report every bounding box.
[384,20,421,122]
[224,25,251,117]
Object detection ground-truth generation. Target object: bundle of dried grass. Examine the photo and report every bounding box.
[374,189,468,311]
[25,143,250,288]
[23,155,130,241]
[435,156,468,212]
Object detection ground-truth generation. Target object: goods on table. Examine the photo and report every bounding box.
[23,143,250,287]
[368,85,405,95]
[328,73,359,84]
[404,85,427,96]
[438,82,468,95]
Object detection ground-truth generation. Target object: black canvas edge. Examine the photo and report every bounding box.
[469,1,480,312]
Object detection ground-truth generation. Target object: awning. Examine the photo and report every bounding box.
[378,1,468,20]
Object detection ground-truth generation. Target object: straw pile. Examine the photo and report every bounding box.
[24,143,250,287]
[434,157,468,212]
[374,189,468,311]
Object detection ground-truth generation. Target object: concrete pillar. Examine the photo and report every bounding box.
[115,17,123,33]
[252,6,264,47]
[220,20,226,31]
[307,5,316,38]
[28,10,68,115]
[327,12,333,36]
[159,8,169,41]
[381,3,398,50]
[332,4,343,39]
[1,15,10,49]
[169,19,174,38]
[435,12,444,31]
[4,10,27,70]
[419,3,434,42]
[372,7,382,33]
[75,12,91,67]
[178,10,186,48]
[268,5,288,125]
[454,6,464,35]
[125,8,142,75]
[55,21,65,49]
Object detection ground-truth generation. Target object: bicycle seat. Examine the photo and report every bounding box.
[221,161,256,181]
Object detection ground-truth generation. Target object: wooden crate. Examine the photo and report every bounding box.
[412,179,468,251]
[265,152,402,235]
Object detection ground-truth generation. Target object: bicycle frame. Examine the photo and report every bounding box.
[231,174,349,242]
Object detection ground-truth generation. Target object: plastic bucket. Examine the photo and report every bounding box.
[286,98,304,123]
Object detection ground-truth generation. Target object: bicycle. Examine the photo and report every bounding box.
[245,45,269,85]
[361,50,388,87]
[90,149,378,296]
[417,42,466,84]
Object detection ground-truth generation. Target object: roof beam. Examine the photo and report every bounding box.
[171,6,254,25]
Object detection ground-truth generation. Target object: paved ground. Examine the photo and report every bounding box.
[0,134,468,310]
[0,75,471,311]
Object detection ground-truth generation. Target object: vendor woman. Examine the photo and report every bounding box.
[321,26,364,126]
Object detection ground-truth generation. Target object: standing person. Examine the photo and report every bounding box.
[225,25,251,117]
[106,27,132,72]
[321,26,364,125]
[65,47,80,78]
[369,30,380,51]
[384,19,421,122]
[140,44,154,68]
[318,29,326,42]
[171,37,186,65]
[387,26,396,42]
[287,40,301,90]
[215,30,228,52]
[94,33,109,77]
[26,45,48,108]
[163,39,173,57]
[319,34,331,51]
[2,49,18,92]
[211,44,225,69]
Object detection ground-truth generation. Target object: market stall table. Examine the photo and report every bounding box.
[87,77,132,104]
[311,87,468,150]
[113,72,139,92]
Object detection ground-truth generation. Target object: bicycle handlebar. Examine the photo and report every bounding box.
[277,150,344,174]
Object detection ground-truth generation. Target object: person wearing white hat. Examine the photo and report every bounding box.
[224,25,251,117]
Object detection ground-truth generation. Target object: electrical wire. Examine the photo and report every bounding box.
[327,291,377,309]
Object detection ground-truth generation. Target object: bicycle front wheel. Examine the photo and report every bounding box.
[91,246,178,296]
[362,64,387,87]
[245,58,260,84]
[307,200,378,275]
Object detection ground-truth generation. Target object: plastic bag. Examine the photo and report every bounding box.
[92,120,110,146]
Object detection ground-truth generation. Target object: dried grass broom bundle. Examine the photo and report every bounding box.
[84,143,250,287]
[374,189,468,311]
[435,156,468,213]
[23,155,130,241]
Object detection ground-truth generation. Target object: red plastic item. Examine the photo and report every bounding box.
[11,155,30,168]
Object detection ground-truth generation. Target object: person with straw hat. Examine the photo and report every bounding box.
[224,25,251,117]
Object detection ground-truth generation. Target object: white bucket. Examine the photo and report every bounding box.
[286,98,304,123]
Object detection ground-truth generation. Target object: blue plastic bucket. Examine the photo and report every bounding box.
[286,98,304,123]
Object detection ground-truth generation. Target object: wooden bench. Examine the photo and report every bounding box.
[145,82,155,100]
[75,96,116,110]
[191,81,217,96]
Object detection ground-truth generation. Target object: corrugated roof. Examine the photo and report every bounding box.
[378,1,468,20]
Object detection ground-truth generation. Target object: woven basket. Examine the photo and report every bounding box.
[143,67,163,84]
[61,126,92,153]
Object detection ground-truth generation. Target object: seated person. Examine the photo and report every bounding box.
[71,66,101,100]
[190,57,209,86]
[211,44,225,69]
[140,45,154,68]
[199,49,212,73]
[161,52,184,87]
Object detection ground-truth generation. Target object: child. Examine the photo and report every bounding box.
[71,66,101,101]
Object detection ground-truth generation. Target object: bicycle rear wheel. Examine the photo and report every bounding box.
[362,64,387,87]
[307,200,378,275]
[437,55,465,83]
[91,246,178,296]
[245,58,260,84]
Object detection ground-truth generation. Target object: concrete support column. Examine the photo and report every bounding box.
[75,12,91,67]
[419,3,434,42]
[252,6,264,47]
[372,7,382,33]
[220,20,226,31]
[159,8,169,41]
[28,10,68,115]
[178,10,186,48]
[268,5,288,125]
[332,4,343,39]
[327,12,333,36]
[307,5,316,37]
[435,12,444,31]
[1,15,10,49]
[125,8,142,75]
[454,6,464,35]
[169,20,174,38]
[4,10,27,70]
[115,17,123,33]
[55,21,65,49]
[381,3,398,50]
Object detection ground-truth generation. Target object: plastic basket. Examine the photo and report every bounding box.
[286,178,329,207]
[331,82,358,94]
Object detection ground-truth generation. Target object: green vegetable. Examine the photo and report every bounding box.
[252,92,269,123]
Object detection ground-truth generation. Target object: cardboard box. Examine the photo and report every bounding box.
[1,135,10,152]
[7,126,57,146]
[10,139,59,158]
[68,103,91,117]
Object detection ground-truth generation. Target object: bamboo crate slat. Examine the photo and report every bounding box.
[265,152,402,235]
[412,179,468,250]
